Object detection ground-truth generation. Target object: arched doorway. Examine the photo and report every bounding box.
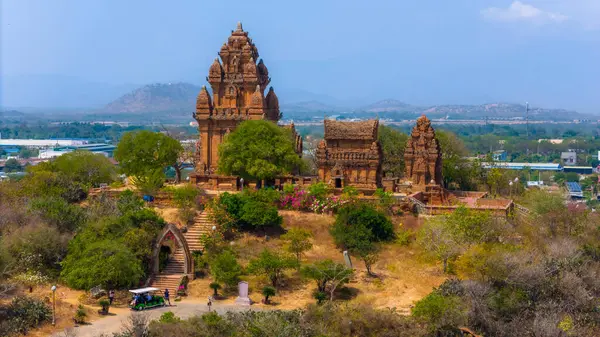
[151,224,194,277]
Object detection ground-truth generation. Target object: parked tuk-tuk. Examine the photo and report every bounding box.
[129,287,165,311]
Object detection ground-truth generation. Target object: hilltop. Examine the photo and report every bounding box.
[102,82,201,114]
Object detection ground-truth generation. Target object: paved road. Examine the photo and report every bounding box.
[53,302,260,337]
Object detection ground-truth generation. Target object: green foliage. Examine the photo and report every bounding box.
[146,303,425,337]
[98,299,110,313]
[262,285,276,304]
[247,249,298,288]
[239,199,282,229]
[29,197,87,232]
[52,151,117,187]
[307,182,330,201]
[159,311,181,324]
[208,191,282,231]
[332,203,395,244]
[301,259,353,301]
[115,130,183,178]
[130,168,165,196]
[436,130,478,190]
[411,291,466,334]
[209,282,222,296]
[3,158,22,172]
[19,170,86,202]
[74,304,87,324]
[171,184,200,209]
[0,296,51,336]
[1,223,68,276]
[60,239,144,289]
[217,120,303,180]
[281,228,313,264]
[374,188,394,213]
[331,203,393,276]
[117,190,144,214]
[554,171,580,184]
[378,125,408,178]
[210,250,243,288]
[313,291,327,305]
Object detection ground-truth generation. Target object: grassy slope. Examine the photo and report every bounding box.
[184,210,446,313]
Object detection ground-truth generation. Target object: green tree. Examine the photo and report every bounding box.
[1,223,68,277]
[280,228,313,265]
[51,151,117,187]
[378,125,408,178]
[29,197,87,232]
[209,282,222,297]
[247,249,298,288]
[412,291,467,334]
[210,250,243,288]
[436,130,474,190]
[301,259,353,301]
[60,240,144,289]
[217,120,303,181]
[262,286,276,304]
[239,199,282,229]
[330,204,393,276]
[3,158,22,173]
[114,130,183,182]
[417,218,462,273]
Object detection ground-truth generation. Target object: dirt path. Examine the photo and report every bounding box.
[52,301,261,337]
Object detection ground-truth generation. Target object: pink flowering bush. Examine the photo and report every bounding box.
[310,195,348,214]
[281,185,314,211]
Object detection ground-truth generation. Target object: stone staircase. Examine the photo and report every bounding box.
[150,247,185,296]
[150,274,181,298]
[183,211,215,252]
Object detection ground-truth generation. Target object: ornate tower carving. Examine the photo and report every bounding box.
[193,22,282,175]
[404,115,442,190]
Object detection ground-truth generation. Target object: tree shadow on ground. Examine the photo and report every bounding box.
[335,286,360,301]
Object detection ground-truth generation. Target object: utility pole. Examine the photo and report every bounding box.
[525,102,529,139]
[525,102,530,155]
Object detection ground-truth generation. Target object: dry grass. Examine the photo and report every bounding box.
[7,284,123,337]
[188,210,445,313]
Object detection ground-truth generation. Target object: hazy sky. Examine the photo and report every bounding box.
[2,0,599,112]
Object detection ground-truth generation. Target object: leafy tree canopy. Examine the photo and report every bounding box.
[247,249,298,288]
[114,130,183,178]
[217,120,303,181]
[378,125,408,178]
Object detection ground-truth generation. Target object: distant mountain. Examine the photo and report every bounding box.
[0,110,25,118]
[359,99,413,113]
[281,101,344,118]
[418,103,590,121]
[102,83,201,114]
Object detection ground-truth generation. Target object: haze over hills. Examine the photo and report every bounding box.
[1,80,594,123]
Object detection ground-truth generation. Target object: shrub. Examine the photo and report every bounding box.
[0,296,51,335]
[159,311,181,324]
[98,299,110,314]
[61,240,144,290]
[281,228,313,264]
[172,184,200,209]
[247,249,298,288]
[313,291,327,305]
[29,197,87,232]
[262,286,276,304]
[1,223,69,276]
[74,305,87,324]
[280,186,314,211]
[239,200,282,229]
[412,291,467,334]
[210,251,243,288]
[308,182,330,201]
[209,282,222,297]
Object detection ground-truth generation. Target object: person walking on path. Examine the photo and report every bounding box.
[164,288,171,306]
[207,296,212,312]
[108,290,115,306]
